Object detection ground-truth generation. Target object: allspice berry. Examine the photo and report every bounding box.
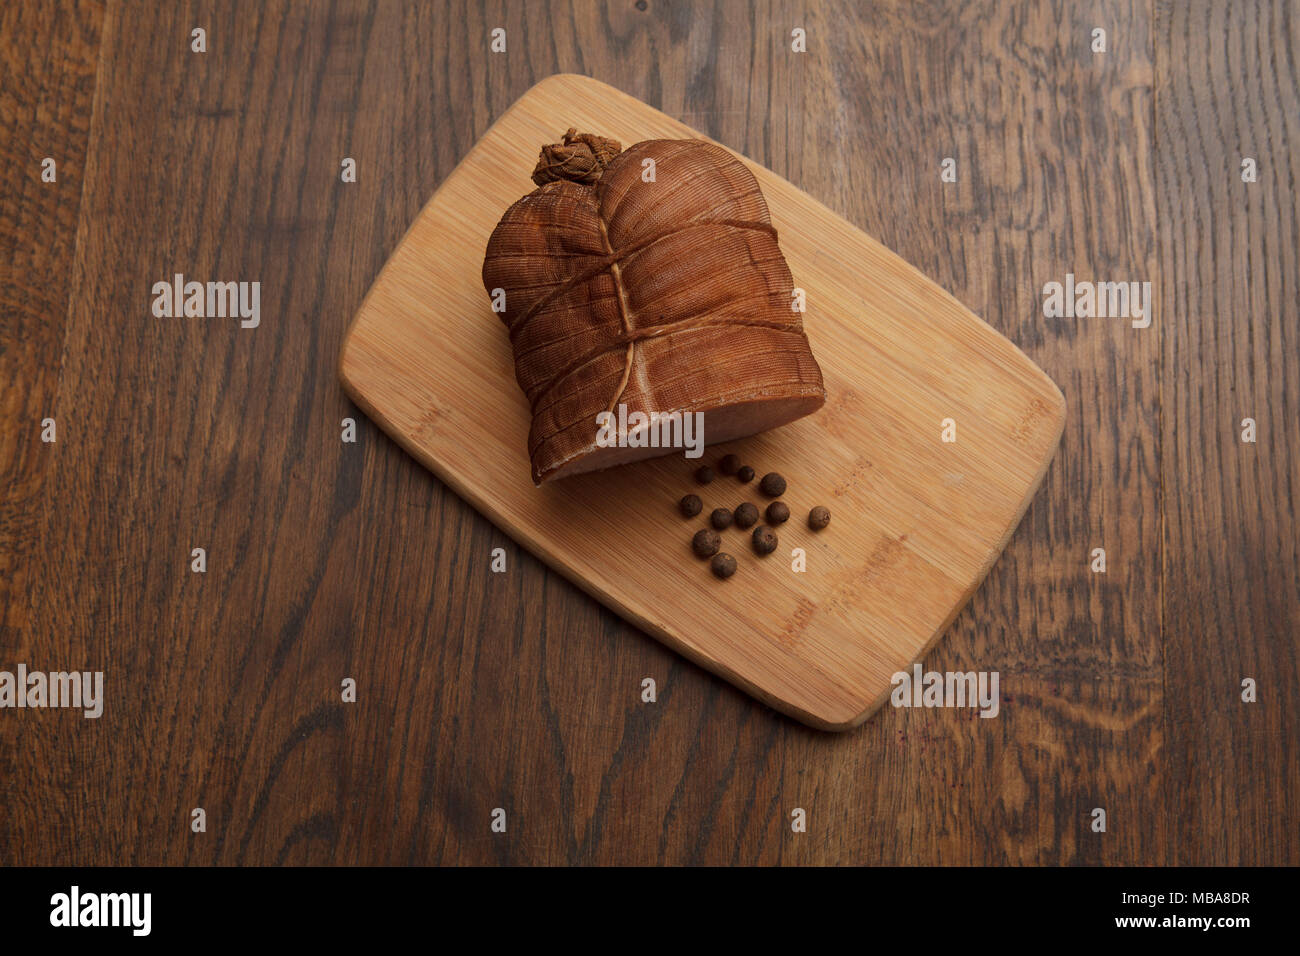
[718,453,741,476]
[679,494,702,517]
[736,465,755,483]
[759,472,787,497]
[733,502,759,529]
[752,525,778,556]
[710,553,737,579]
[808,506,831,530]
[692,528,721,558]
[710,507,733,530]
[765,501,790,525]
[694,465,714,484]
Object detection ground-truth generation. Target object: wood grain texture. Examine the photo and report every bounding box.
[0,0,1294,865]
[0,0,104,830]
[1155,0,1299,865]
[341,73,1066,731]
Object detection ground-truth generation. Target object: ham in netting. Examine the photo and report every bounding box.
[482,129,825,484]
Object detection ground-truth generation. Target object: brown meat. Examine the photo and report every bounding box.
[483,129,825,484]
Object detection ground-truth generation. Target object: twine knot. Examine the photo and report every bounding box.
[531,128,623,186]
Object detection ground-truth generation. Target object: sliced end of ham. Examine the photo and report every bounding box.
[537,391,826,483]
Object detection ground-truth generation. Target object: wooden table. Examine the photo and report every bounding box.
[1,0,1295,866]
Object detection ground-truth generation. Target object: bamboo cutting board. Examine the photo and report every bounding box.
[339,74,1065,731]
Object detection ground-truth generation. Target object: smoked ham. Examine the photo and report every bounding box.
[482,128,825,484]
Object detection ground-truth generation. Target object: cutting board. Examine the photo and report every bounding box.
[339,74,1065,731]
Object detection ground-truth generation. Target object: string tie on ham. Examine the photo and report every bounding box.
[532,129,623,186]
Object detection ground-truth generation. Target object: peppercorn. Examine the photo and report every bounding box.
[808,506,831,530]
[736,465,755,483]
[752,525,778,555]
[710,507,733,530]
[759,472,786,497]
[733,502,759,529]
[710,553,737,579]
[694,465,714,484]
[718,453,741,476]
[679,494,702,518]
[765,501,790,525]
[692,528,721,558]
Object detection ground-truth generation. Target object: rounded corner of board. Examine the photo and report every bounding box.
[1040,378,1069,445]
[336,320,372,400]
[799,696,885,733]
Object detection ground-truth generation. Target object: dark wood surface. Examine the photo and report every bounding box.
[1,0,1294,865]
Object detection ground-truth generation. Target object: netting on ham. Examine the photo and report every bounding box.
[483,131,825,484]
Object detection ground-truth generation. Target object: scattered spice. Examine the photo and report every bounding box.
[676,464,823,572]
[752,525,778,555]
[692,528,721,558]
[733,502,759,529]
